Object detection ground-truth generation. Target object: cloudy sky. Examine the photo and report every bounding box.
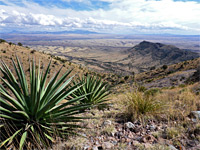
[0,0,200,34]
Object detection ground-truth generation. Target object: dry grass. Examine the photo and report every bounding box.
[120,91,164,121]
[155,87,200,121]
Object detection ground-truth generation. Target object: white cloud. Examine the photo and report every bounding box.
[0,0,199,34]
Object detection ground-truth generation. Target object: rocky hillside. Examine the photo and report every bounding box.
[0,40,127,86]
[119,41,199,73]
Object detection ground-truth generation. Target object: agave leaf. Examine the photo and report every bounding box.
[0,137,11,148]
[13,111,30,119]
[39,67,63,107]
[15,56,29,97]
[0,91,24,111]
[0,77,25,107]
[19,131,27,150]
[37,84,85,119]
[44,133,54,142]
[0,114,19,121]
[48,94,87,114]
[40,60,52,98]
[7,129,22,146]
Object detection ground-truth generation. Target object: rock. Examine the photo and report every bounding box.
[144,143,153,149]
[128,132,134,139]
[125,122,135,129]
[126,138,132,143]
[121,137,126,143]
[102,142,114,149]
[111,140,118,145]
[149,125,156,131]
[141,135,157,144]
[188,144,200,150]
[80,133,87,138]
[189,111,200,122]
[92,146,98,150]
[187,140,199,147]
[168,144,178,150]
[83,144,91,150]
[132,140,140,146]
[103,120,112,126]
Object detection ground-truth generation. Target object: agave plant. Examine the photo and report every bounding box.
[0,56,90,149]
[71,75,110,106]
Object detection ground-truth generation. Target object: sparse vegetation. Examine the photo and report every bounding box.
[122,91,163,121]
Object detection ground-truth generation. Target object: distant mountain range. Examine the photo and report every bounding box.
[1,30,99,34]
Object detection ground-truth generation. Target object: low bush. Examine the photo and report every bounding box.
[123,92,163,121]
[144,88,161,97]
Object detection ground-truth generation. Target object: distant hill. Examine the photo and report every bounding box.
[119,41,199,73]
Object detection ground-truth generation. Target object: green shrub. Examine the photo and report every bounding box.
[145,88,161,97]
[138,85,147,92]
[162,65,168,70]
[17,42,23,46]
[71,75,110,106]
[0,39,6,43]
[166,127,180,139]
[0,56,90,149]
[124,92,163,120]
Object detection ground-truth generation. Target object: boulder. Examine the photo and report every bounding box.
[125,122,135,129]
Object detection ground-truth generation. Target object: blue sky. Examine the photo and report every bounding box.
[0,0,200,34]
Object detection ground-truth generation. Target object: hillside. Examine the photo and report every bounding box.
[0,41,128,87]
[135,57,200,88]
[0,41,89,82]
[119,41,199,73]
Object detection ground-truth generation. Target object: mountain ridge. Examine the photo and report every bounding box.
[119,41,199,73]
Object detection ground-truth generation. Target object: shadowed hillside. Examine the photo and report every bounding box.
[119,41,199,73]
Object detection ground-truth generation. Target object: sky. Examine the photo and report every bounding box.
[0,0,200,35]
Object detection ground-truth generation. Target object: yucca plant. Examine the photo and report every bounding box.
[71,75,110,106]
[0,56,90,149]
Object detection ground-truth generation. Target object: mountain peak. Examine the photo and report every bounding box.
[135,41,165,50]
[122,41,199,73]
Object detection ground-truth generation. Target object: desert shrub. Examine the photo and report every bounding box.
[144,88,161,97]
[17,42,23,46]
[71,75,110,106]
[162,65,168,70]
[123,92,163,121]
[0,39,6,43]
[0,56,91,149]
[30,50,36,54]
[124,76,129,81]
[165,127,180,139]
[138,85,147,92]
[119,79,125,84]
[179,84,186,88]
